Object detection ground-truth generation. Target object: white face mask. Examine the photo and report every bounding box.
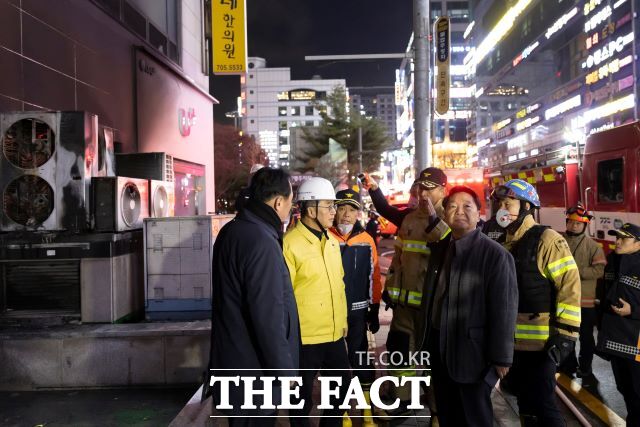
[337,223,354,235]
[496,208,514,228]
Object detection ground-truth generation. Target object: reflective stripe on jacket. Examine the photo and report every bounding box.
[505,215,582,351]
[284,222,348,345]
[329,223,382,306]
[386,208,450,308]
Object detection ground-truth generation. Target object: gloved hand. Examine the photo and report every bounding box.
[367,303,380,333]
[545,334,575,367]
[381,289,395,311]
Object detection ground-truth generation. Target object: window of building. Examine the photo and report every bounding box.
[447,1,469,22]
[250,119,255,124]
[96,0,179,63]
[305,106,314,116]
[279,136,288,145]
[434,120,446,142]
[249,90,254,94]
[431,2,442,19]
[305,121,314,127]
[250,105,254,109]
[278,107,287,116]
[279,121,288,130]
[449,119,467,142]
[249,74,254,79]
[597,158,624,203]
[290,107,300,116]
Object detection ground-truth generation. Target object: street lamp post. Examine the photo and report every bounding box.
[225,111,240,129]
[413,0,431,172]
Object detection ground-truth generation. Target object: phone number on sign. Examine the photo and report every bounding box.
[216,64,244,72]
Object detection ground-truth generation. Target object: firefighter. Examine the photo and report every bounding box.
[283,177,351,426]
[329,187,382,425]
[560,204,606,379]
[382,168,450,418]
[596,223,640,427]
[492,179,581,427]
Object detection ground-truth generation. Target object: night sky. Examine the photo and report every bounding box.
[211,1,413,123]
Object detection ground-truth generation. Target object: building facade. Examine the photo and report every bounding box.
[0,0,216,214]
[393,0,473,187]
[468,0,639,175]
[240,57,346,168]
[349,86,397,142]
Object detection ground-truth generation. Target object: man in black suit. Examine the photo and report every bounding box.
[210,167,299,426]
[424,186,518,427]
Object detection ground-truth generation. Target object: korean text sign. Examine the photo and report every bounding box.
[212,0,247,74]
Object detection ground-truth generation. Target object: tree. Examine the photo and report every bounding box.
[296,86,393,176]
[214,123,269,212]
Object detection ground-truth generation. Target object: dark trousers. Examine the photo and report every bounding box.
[511,350,565,427]
[428,331,494,427]
[346,310,374,385]
[290,338,351,427]
[561,307,597,374]
[611,356,640,427]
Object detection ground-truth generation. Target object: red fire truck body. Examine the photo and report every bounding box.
[487,121,640,253]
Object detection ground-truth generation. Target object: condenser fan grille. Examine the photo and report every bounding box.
[3,118,55,169]
[152,186,168,217]
[4,175,54,226]
[120,182,141,226]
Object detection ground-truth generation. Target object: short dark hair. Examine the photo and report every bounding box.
[249,167,291,202]
[443,185,481,210]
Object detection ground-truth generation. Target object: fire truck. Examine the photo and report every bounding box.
[487,121,639,253]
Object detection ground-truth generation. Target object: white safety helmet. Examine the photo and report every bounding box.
[297,177,337,202]
[250,164,265,174]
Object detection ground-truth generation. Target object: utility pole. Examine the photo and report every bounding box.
[413,0,430,171]
[357,127,363,172]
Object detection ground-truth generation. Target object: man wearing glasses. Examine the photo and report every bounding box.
[284,177,351,426]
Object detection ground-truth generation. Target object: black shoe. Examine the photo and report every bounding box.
[576,367,592,378]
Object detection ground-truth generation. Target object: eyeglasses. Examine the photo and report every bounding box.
[317,204,338,212]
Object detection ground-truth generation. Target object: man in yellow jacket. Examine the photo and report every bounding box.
[493,179,581,427]
[284,177,349,427]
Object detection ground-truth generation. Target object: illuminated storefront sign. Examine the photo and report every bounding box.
[586,22,615,50]
[584,0,603,16]
[585,54,632,84]
[545,95,581,120]
[572,94,635,128]
[471,0,533,68]
[434,110,472,120]
[507,134,528,149]
[589,123,615,134]
[493,118,512,131]
[585,6,612,32]
[581,32,633,69]
[477,138,491,148]
[613,0,628,10]
[516,103,540,119]
[513,41,540,67]
[516,116,540,132]
[546,7,578,39]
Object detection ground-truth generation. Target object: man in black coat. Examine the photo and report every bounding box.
[423,186,518,427]
[210,167,300,426]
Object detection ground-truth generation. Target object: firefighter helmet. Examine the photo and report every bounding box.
[493,179,541,208]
